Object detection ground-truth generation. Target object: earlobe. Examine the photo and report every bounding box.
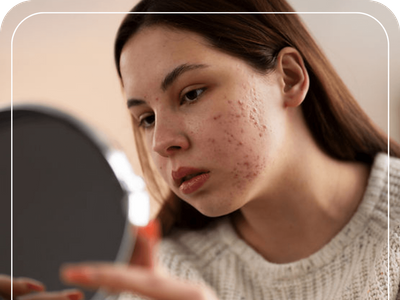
[276,47,309,108]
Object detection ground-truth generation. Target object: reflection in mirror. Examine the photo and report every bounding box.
[0,105,149,300]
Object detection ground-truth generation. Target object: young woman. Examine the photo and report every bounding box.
[61,0,400,299]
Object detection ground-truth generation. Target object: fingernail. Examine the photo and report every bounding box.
[63,268,95,284]
[138,219,161,241]
[26,283,44,291]
[68,294,82,300]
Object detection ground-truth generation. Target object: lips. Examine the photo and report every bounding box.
[172,167,209,186]
[172,167,210,194]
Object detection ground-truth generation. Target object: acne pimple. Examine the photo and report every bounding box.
[213,114,222,120]
[244,174,252,179]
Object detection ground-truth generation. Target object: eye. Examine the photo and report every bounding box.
[139,114,155,128]
[181,88,206,104]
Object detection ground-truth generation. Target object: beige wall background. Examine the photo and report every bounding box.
[1,0,399,216]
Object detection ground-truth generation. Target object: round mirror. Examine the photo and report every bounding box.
[0,104,149,300]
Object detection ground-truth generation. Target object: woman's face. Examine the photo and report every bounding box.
[120,26,288,217]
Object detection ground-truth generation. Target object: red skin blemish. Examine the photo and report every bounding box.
[213,114,222,120]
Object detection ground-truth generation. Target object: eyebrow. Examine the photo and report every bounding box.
[127,98,146,108]
[127,63,209,108]
[161,63,208,91]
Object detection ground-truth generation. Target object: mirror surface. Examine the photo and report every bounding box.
[0,105,142,300]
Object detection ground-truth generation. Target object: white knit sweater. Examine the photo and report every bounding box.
[120,153,400,300]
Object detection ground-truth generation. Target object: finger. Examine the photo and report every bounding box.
[0,275,12,298]
[61,263,217,300]
[0,275,45,298]
[13,277,46,296]
[16,289,83,300]
[130,219,161,269]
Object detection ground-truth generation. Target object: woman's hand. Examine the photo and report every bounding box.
[0,275,83,300]
[60,220,219,300]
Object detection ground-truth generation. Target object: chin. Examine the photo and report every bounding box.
[199,210,229,218]
[194,203,237,218]
[182,192,243,218]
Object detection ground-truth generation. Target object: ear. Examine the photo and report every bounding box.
[276,47,309,108]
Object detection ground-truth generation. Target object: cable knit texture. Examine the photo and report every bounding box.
[120,153,400,300]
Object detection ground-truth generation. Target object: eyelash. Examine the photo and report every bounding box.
[138,114,155,128]
[138,87,206,129]
[180,87,206,105]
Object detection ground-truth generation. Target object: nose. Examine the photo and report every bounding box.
[152,115,190,157]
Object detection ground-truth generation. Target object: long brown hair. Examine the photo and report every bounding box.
[114,0,400,234]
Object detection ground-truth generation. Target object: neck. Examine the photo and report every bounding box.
[232,112,370,264]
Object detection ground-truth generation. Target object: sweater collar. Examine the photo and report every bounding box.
[218,153,389,280]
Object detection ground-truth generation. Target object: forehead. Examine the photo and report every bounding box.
[120,27,210,75]
[119,26,248,94]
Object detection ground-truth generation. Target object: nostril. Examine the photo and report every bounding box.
[152,129,189,157]
[167,145,182,152]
